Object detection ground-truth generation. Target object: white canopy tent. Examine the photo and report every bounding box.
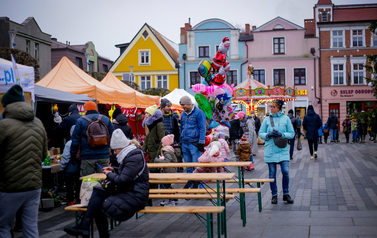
[162,88,197,108]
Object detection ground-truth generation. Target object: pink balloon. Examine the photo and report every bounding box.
[192,84,206,94]
[205,85,225,97]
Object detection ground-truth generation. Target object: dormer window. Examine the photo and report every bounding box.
[322,12,328,22]
[273,24,285,30]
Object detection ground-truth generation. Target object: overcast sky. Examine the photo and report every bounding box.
[1,0,376,61]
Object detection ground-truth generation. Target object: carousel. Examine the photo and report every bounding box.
[232,64,297,116]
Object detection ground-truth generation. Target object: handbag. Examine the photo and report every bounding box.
[79,177,101,206]
[342,126,347,133]
[269,116,288,148]
[297,139,302,151]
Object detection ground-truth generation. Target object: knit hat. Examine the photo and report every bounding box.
[179,96,193,105]
[161,134,174,146]
[84,101,97,111]
[307,105,314,111]
[110,129,130,149]
[250,110,255,115]
[1,85,24,107]
[160,98,172,108]
[209,141,221,156]
[288,109,294,114]
[237,111,245,118]
[272,99,284,110]
[68,103,78,113]
[145,105,158,115]
[241,134,247,141]
[217,132,224,139]
[112,107,122,119]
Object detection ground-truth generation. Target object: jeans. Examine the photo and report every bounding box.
[182,143,202,173]
[268,161,290,195]
[330,129,338,141]
[308,139,318,156]
[352,130,358,141]
[289,138,295,158]
[345,132,350,143]
[0,188,41,238]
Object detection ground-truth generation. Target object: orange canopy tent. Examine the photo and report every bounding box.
[100,72,159,108]
[37,57,157,108]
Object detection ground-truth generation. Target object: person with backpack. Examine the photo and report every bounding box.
[112,107,133,140]
[287,109,298,160]
[70,101,115,177]
[327,111,339,143]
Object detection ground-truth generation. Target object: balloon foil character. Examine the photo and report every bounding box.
[195,93,213,120]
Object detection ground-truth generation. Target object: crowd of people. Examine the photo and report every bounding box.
[1,84,376,238]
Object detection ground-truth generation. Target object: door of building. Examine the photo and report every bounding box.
[329,103,340,130]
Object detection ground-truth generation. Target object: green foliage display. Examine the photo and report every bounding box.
[140,87,170,96]
[365,21,377,98]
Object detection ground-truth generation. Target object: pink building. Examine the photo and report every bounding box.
[245,17,319,120]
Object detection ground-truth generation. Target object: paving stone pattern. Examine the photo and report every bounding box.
[15,136,377,238]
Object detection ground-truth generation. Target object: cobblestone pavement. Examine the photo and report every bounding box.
[15,135,377,238]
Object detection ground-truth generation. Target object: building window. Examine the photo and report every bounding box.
[333,64,344,85]
[140,76,151,90]
[254,70,265,84]
[273,69,285,86]
[322,12,328,22]
[273,37,285,54]
[190,72,201,86]
[352,30,363,47]
[35,43,39,60]
[139,50,150,65]
[157,75,168,89]
[26,40,30,53]
[75,57,83,69]
[226,70,237,86]
[332,30,343,48]
[103,64,108,72]
[294,68,306,85]
[89,60,94,72]
[198,46,209,58]
[353,63,364,85]
[122,74,130,81]
[373,33,377,46]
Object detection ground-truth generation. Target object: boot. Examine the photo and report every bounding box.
[283,194,294,204]
[64,216,91,237]
[95,213,110,238]
[271,195,277,204]
[249,163,255,170]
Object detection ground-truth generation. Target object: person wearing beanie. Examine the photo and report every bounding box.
[236,134,253,170]
[0,85,48,238]
[65,128,149,238]
[216,133,230,162]
[326,109,339,143]
[112,107,133,140]
[145,105,158,116]
[303,105,322,159]
[179,95,206,173]
[70,100,114,177]
[242,111,259,157]
[259,98,295,204]
[287,109,299,160]
[50,103,82,149]
[250,110,261,135]
[160,98,180,144]
[230,113,244,161]
[154,134,178,206]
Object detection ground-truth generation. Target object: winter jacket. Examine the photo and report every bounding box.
[318,126,324,137]
[327,113,338,130]
[70,111,115,160]
[303,109,322,140]
[102,148,149,222]
[51,110,81,141]
[219,138,230,160]
[154,150,178,173]
[360,119,368,136]
[0,102,48,192]
[161,110,180,143]
[259,111,295,163]
[113,113,134,139]
[245,117,259,155]
[61,126,76,171]
[180,107,206,144]
[142,110,165,165]
[342,119,352,134]
[323,123,330,135]
[236,141,251,162]
[254,116,261,134]
[287,112,298,134]
[230,119,243,141]
[194,149,224,173]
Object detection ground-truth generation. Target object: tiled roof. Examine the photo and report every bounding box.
[149,26,179,64]
[333,7,377,22]
[317,0,332,5]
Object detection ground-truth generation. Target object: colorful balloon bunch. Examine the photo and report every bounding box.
[193,37,236,130]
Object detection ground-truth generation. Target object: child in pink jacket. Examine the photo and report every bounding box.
[183,141,224,189]
[217,133,230,161]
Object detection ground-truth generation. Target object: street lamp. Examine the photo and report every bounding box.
[8,29,16,48]
[129,65,134,82]
[85,53,90,71]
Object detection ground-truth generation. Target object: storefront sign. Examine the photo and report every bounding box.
[296,90,307,96]
[330,89,375,97]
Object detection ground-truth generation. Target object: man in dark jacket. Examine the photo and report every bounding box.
[327,111,338,143]
[287,109,298,160]
[112,107,133,139]
[160,98,180,143]
[230,115,243,161]
[250,110,261,135]
[70,101,114,176]
[0,85,48,237]
[50,103,82,149]
[303,105,322,159]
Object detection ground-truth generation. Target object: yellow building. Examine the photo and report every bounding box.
[110,23,179,92]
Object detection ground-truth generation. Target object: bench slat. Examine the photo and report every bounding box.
[139,206,224,214]
[149,178,274,184]
[149,188,261,194]
[149,194,236,199]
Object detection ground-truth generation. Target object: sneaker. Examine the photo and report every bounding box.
[249,164,255,170]
[160,200,169,206]
[314,151,318,159]
[271,195,277,204]
[164,200,175,207]
[283,194,294,204]
[310,156,314,159]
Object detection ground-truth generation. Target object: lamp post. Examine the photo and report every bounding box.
[182,54,186,90]
[8,29,16,48]
[85,53,90,71]
[129,65,134,82]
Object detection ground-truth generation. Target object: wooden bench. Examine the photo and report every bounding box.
[149,193,236,202]
[65,205,224,238]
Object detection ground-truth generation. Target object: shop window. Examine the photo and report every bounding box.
[198,46,209,58]
[190,72,201,86]
[273,37,285,54]
[294,68,306,85]
[332,30,343,48]
[333,64,344,85]
[254,70,265,84]
[273,69,285,86]
[226,70,237,86]
[157,75,168,89]
[352,30,363,47]
[353,63,364,85]
[140,76,151,90]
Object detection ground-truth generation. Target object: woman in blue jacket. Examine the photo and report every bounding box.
[259,99,295,204]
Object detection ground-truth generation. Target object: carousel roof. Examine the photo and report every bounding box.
[234,77,268,90]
